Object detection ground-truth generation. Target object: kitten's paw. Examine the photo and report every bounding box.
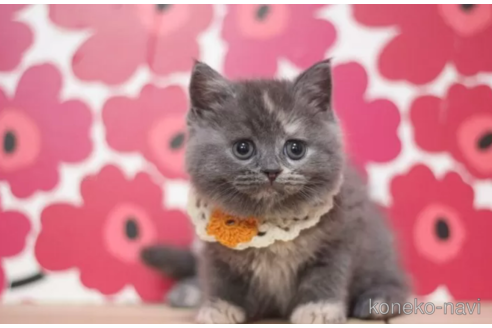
[166,278,201,308]
[351,285,409,320]
[290,301,346,324]
[196,299,246,324]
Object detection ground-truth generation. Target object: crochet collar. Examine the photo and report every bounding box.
[186,182,341,250]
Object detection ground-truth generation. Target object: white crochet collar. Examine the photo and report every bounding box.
[186,182,341,250]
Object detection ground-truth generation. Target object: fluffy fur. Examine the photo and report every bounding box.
[142,59,409,323]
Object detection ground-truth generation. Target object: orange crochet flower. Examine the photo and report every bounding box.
[206,209,259,248]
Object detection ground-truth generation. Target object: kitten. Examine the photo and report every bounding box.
[143,59,409,323]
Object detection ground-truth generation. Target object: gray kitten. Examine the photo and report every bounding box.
[142,59,409,323]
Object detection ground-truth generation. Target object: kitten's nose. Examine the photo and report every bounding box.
[262,169,282,183]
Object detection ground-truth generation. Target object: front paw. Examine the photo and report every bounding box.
[291,301,347,324]
[196,299,246,324]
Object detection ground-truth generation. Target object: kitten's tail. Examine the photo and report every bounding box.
[140,245,197,279]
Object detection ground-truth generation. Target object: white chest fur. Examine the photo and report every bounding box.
[249,243,304,312]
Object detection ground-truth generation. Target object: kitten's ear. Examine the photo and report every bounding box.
[189,61,234,111]
[293,59,333,114]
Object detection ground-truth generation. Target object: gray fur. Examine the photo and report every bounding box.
[196,167,408,321]
[146,59,409,321]
[166,276,202,308]
[141,245,196,279]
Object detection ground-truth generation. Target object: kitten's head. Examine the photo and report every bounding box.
[185,60,344,218]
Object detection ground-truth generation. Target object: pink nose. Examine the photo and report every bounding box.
[262,169,282,182]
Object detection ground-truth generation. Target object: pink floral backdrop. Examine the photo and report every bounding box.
[1,4,491,304]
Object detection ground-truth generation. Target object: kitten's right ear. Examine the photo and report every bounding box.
[189,61,234,111]
[293,59,333,114]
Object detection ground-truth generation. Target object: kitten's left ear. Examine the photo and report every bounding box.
[189,61,234,112]
[294,59,333,114]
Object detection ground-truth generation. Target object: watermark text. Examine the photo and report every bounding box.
[369,298,481,316]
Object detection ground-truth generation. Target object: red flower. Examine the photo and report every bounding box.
[34,165,194,301]
[411,84,492,179]
[389,165,492,299]
[49,5,213,85]
[353,5,492,84]
[333,62,401,173]
[222,5,336,79]
[0,197,31,296]
[0,64,92,198]
[0,5,33,71]
[103,84,188,180]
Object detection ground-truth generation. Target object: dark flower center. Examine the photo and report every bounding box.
[156,4,172,12]
[3,130,16,154]
[125,217,139,240]
[477,131,492,151]
[256,5,270,21]
[170,132,185,150]
[460,4,476,11]
[435,218,450,240]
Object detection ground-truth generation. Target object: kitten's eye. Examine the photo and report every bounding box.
[285,140,306,160]
[233,140,255,160]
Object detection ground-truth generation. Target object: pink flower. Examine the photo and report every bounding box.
[0,197,31,297]
[354,5,492,84]
[411,84,492,179]
[103,84,188,180]
[35,165,194,301]
[333,62,401,173]
[0,5,33,71]
[49,5,213,85]
[389,165,492,299]
[0,64,93,198]
[222,5,336,79]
